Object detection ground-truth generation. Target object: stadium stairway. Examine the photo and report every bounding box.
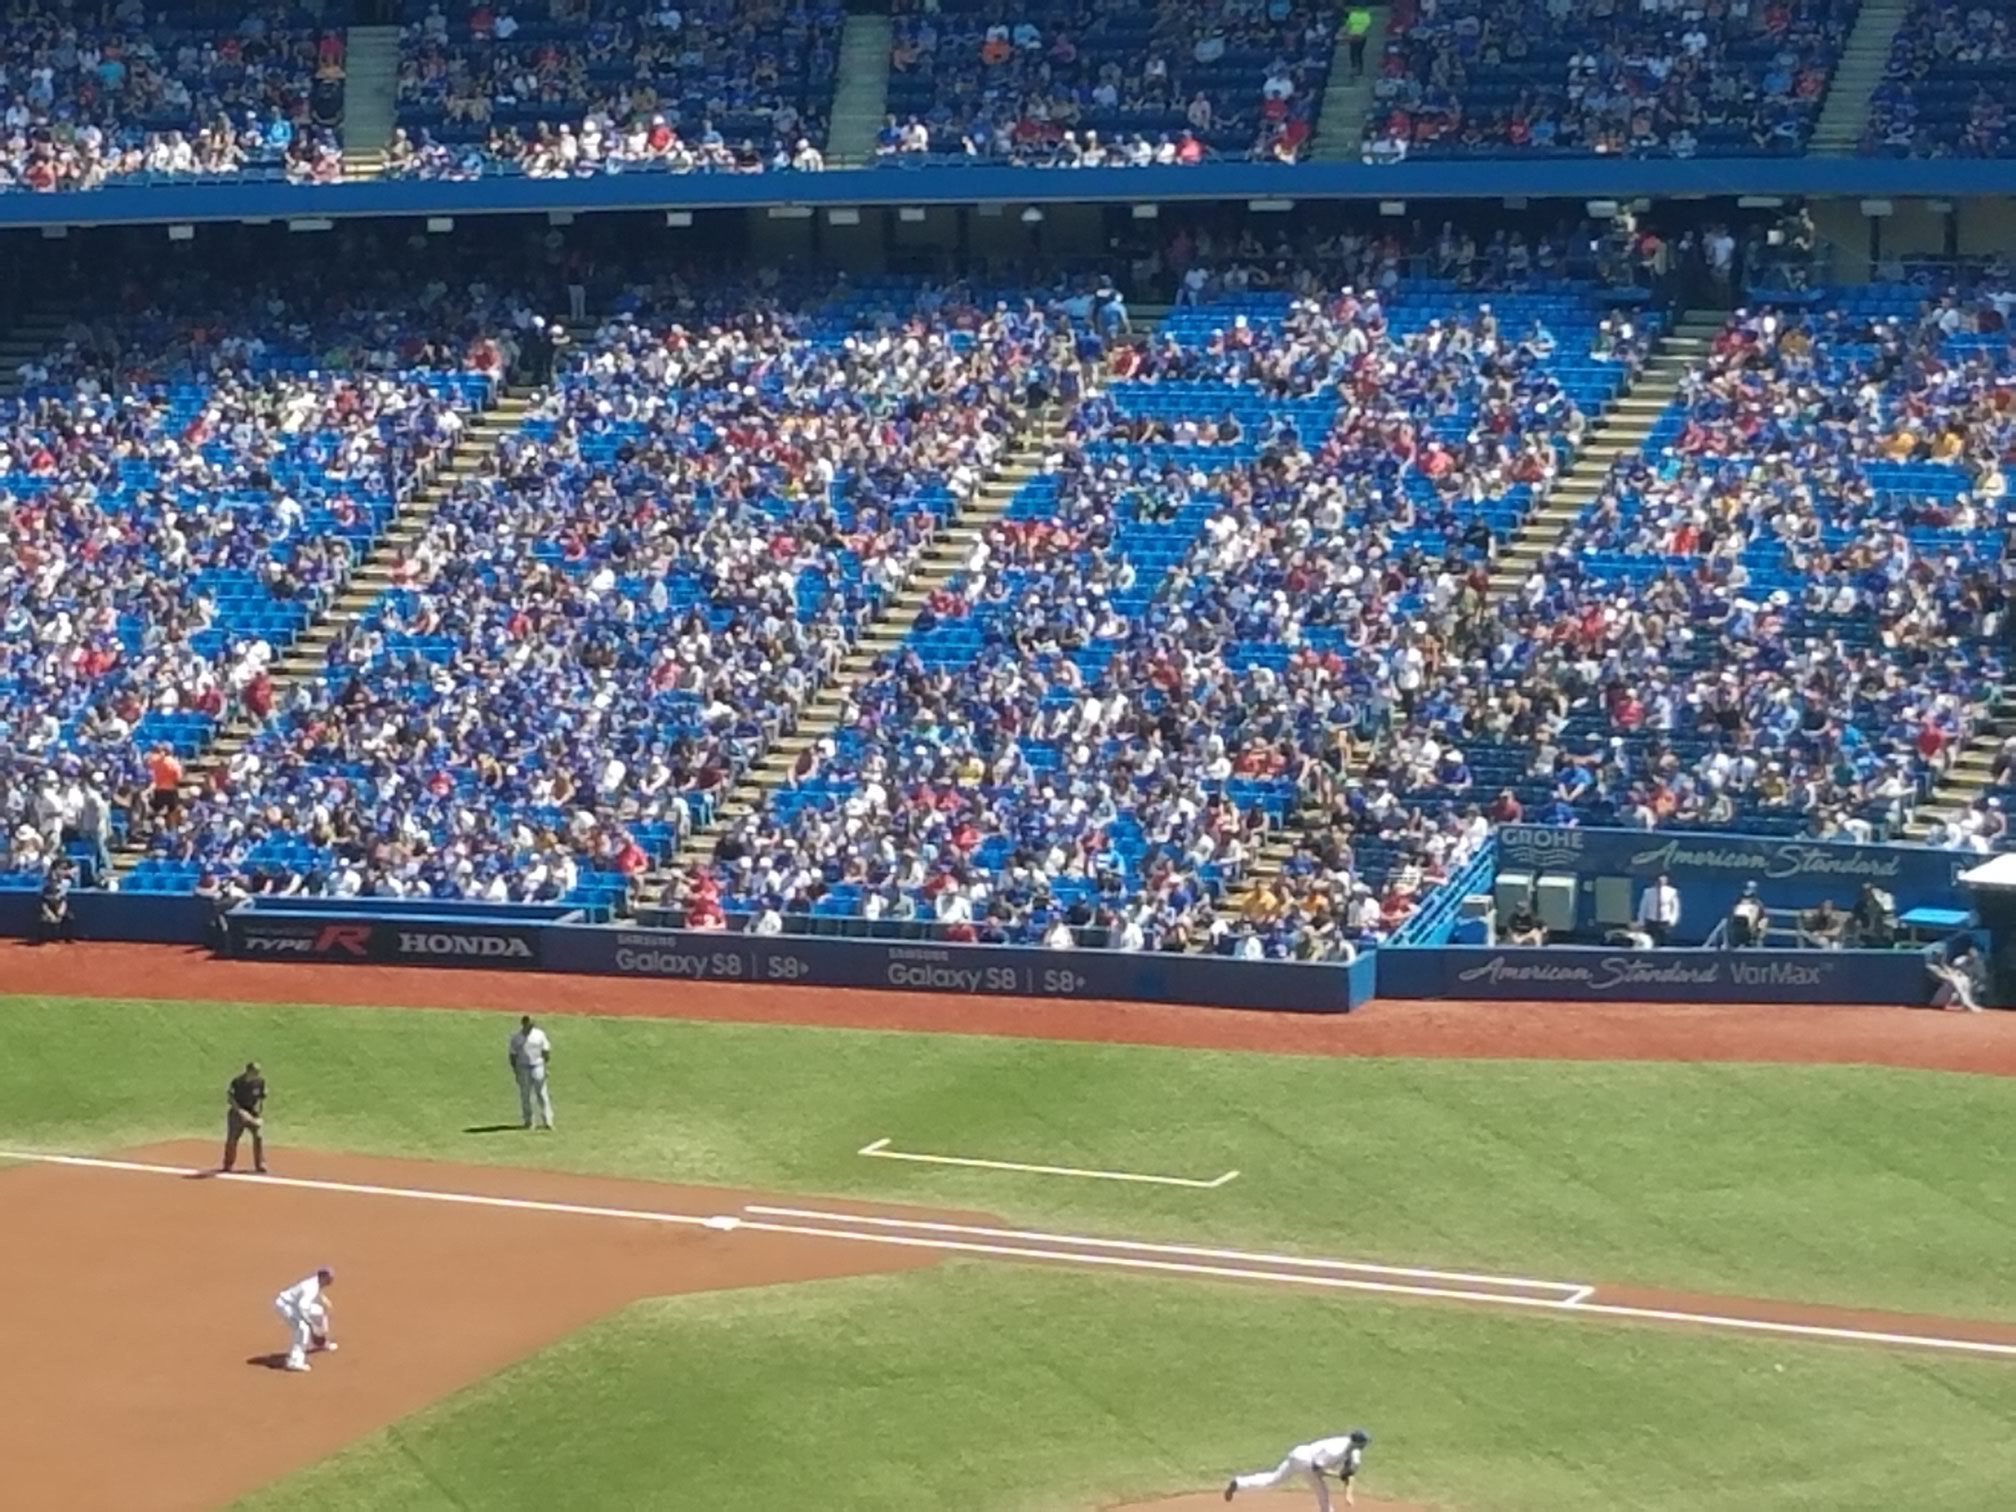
[113,386,536,880]
[340,24,400,179]
[660,410,1067,878]
[1809,0,1911,156]
[1308,7,1388,162]
[1906,696,2016,839]
[826,13,895,164]
[1483,311,1722,599]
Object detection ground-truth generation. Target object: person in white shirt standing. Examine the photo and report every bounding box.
[1226,1429,1371,1508]
[273,1267,336,1373]
[1636,872,1681,946]
[508,1014,555,1130]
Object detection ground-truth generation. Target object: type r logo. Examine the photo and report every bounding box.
[311,925,373,957]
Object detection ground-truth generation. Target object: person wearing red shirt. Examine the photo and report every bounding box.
[145,745,184,819]
[1917,720,1947,767]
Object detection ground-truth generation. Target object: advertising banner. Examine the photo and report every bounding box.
[1494,824,1968,943]
[1377,946,1931,1005]
[541,927,1368,1013]
[1495,825,1966,897]
[224,910,545,969]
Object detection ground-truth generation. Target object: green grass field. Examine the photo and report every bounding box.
[7,993,2016,1510]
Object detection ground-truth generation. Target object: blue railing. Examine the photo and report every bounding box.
[1390,840,1496,948]
[11,156,2016,230]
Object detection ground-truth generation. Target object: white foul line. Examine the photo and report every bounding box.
[744,1204,1583,1295]
[5,1150,2015,1362]
[1,1150,723,1230]
[858,1137,1240,1189]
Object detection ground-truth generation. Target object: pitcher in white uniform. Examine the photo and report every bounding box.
[273,1267,336,1373]
[508,1014,554,1130]
[1225,1429,1370,1509]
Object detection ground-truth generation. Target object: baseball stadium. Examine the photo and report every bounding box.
[5,1,2016,1506]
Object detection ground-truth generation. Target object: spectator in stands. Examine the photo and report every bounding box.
[1345,7,1373,78]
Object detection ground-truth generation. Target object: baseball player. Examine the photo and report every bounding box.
[1225,1430,1371,1509]
[273,1267,337,1373]
[507,1014,554,1130]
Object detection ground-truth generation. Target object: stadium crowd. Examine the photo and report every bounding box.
[117,281,1053,906]
[1365,0,1855,162]
[685,269,1634,953]
[1863,0,2016,157]
[386,0,842,179]
[4,213,2011,955]
[0,0,346,193]
[1446,294,2013,850]
[0,247,604,890]
[879,0,1336,164]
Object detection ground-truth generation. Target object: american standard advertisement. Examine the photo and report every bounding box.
[1378,947,1932,1005]
[1496,825,1966,895]
[541,928,1370,1013]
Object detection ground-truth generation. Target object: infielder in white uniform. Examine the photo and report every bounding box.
[508,1014,554,1130]
[1226,1430,1371,1509]
[273,1267,337,1373]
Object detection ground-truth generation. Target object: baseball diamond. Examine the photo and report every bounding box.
[5,942,2016,1510]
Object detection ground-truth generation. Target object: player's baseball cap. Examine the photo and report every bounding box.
[317,1266,335,1283]
[1349,1429,1370,1446]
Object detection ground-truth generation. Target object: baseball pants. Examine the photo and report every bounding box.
[1233,1455,1335,1511]
[274,1300,324,1368]
[517,1064,553,1129]
[224,1112,265,1172]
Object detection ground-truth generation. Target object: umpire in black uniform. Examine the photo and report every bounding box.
[223,1061,268,1174]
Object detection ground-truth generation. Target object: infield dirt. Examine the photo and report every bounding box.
[0,1140,973,1512]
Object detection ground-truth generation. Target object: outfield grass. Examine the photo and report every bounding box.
[4,994,2015,1325]
[234,1263,2016,1512]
